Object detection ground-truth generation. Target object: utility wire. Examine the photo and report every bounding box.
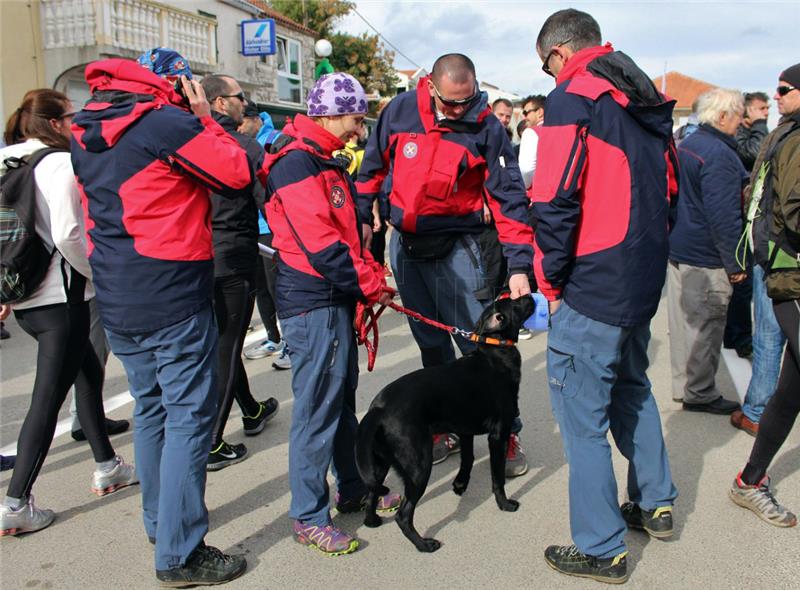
[351,7,423,70]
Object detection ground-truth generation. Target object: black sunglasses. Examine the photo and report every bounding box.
[220,92,246,102]
[541,38,572,77]
[777,85,797,97]
[522,107,540,116]
[432,82,478,108]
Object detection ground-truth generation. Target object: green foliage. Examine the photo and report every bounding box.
[329,32,398,97]
[269,0,354,38]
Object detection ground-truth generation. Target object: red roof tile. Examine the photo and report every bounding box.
[652,71,717,110]
[246,1,318,37]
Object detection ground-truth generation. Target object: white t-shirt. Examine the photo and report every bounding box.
[518,125,541,190]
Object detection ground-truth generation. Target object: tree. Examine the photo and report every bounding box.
[329,32,398,98]
[269,0,353,38]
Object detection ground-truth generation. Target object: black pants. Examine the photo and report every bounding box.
[254,234,281,343]
[8,301,114,499]
[724,273,753,350]
[370,221,387,266]
[212,273,261,447]
[745,299,800,481]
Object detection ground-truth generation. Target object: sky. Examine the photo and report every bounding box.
[336,0,799,100]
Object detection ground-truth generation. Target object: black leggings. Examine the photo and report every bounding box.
[212,274,261,447]
[8,301,114,499]
[743,299,800,483]
[254,234,281,344]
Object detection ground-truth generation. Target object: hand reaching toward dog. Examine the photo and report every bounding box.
[508,273,531,299]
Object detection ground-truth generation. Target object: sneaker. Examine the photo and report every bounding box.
[335,491,402,514]
[0,495,56,536]
[620,502,673,539]
[72,417,130,441]
[242,398,280,436]
[729,473,797,527]
[518,328,533,341]
[156,542,246,587]
[544,544,628,585]
[272,347,292,370]
[432,433,460,465]
[92,455,139,497]
[505,433,529,477]
[682,396,740,415]
[207,441,248,472]
[0,455,15,472]
[244,339,284,360]
[730,410,759,437]
[292,521,359,556]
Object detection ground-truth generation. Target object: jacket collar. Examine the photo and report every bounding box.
[556,43,614,86]
[698,123,739,151]
[415,75,491,133]
[260,114,345,177]
[212,111,238,133]
[84,58,185,108]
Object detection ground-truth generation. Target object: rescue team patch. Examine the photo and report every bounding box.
[403,142,418,159]
[330,185,346,208]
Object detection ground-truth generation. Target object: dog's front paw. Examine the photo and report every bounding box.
[496,497,520,512]
[417,538,442,553]
[452,478,469,496]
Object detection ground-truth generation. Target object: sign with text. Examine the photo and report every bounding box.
[240,19,275,56]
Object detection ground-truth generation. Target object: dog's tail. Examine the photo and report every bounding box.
[356,407,389,493]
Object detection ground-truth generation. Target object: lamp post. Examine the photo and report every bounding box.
[314,38,334,80]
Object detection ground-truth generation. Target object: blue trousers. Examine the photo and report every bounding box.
[105,305,218,571]
[283,305,366,526]
[547,301,677,558]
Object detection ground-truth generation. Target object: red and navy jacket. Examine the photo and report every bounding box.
[356,76,533,274]
[530,44,679,327]
[70,59,251,334]
[258,114,385,319]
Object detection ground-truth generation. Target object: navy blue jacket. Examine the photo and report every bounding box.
[670,125,748,274]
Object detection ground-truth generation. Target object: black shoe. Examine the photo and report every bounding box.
[0,322,9,340]
[0,455,15,472]
[242,398,279,436]
[71,418,130,441]
[207,441,248,472]
[620,502,673,539]
[544,544,628,584]
[736,343,753,359]
[156,542,246,587]
[682,396,740,415]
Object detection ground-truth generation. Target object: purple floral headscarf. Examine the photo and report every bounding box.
[307,73,368,117]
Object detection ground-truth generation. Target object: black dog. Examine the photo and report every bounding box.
[355,294,535,552]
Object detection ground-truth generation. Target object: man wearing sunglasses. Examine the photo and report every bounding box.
[530,9,679,584]
[356,53,533,471]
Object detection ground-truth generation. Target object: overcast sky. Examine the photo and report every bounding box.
[337,0,799,99]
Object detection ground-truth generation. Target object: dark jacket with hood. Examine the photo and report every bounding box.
[531,44,679,327]
[736,119,769,172]
[71,59,251,334]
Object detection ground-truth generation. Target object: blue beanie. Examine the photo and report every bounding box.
[137,48,192,79]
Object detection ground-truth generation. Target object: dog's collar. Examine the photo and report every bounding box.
[468,334,517,347]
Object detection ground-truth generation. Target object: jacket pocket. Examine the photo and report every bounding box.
[547,345,582,400]
[426,144,468,201]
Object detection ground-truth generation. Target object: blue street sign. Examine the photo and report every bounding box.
[240,19,276,56]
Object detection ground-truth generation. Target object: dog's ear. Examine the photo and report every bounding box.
[511,295,535,329]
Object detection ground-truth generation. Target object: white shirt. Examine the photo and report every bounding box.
[518,125,542,190]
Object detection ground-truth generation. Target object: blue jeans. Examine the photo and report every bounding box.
[742,265,786,423]
[547,302,677,558]
[105,305,218,571]
[283,305,366,526]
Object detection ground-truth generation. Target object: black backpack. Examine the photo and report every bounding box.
[0,147,66,303]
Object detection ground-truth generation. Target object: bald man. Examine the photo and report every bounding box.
[356,53,534,472]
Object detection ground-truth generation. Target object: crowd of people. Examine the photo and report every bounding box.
[0,7,798,587]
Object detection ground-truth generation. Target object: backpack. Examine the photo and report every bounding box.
[0,147,66,303]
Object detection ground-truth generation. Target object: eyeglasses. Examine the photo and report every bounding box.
[777,85,797,97]
[59,112,76,120]
[522,107,540,116]
[220,92,246,103]
[431,82,478,108]
[541,39,572,77]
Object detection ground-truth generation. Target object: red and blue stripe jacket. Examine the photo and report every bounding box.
[258,114,385,319]
[355,76,533,274]
[70,59,251,334]
[530,44,679,327]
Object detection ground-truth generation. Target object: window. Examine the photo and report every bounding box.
[276,36,302,104]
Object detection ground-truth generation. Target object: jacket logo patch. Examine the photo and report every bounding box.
[330,185,346,208]
[403,142,418,159]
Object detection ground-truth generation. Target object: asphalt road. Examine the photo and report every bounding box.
[1,294,798,589]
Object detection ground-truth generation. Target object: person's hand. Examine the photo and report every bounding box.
[508,273,531,299]
[745,104,768,123]
[0,304,11,321]
[482,203,492,224]
[549,299,562,315]
[378,290,395,306]
[729,272,747,284]
[372,218,382,233]
[362,223,373,250]
[180,75,211,119]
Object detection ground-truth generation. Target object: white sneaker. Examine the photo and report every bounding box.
[91,455,139,497]
[272,347,292,370]
[244,339,285,360]
[0,495,55,536]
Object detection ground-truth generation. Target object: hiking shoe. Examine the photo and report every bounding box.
[156,542,246,587]
[544,544,629,585]
[620,502,673,539]
[207,441,248,472]
[242,398,280,436]
[729,473,797,527]
[92,455,138,497]
[682,396,740,415]
[505,433,529,477]
[72,417,130,441]
[518,328,533,341]
[0,495,55,537]
[335,492,403,514]
[730,410,759,437]
[292,521,359,556]
[272,347,292,370]
[244,339,284,360]
[432,433,460,465]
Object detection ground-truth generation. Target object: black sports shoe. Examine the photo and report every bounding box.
[207,441,248,472]
[72,417,130,441]
[544,544,628,584]
[682,396,740,415]
[156,542,246,587]
[242,398,279,436]
[620,502,673,539]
